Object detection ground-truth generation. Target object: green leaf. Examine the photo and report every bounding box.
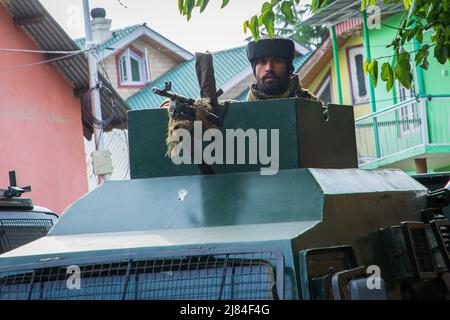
[361,0,367,12]
[407,0,418,21]
[221,0,230,9]
[443,0,449,12]
[368,60,378,87]
[195,0,202,7]
[416,28,423,44]
[261,1,272,13]
[185,0,195,20]
[243,20,249,34]
[281,1,294,23]
[271,0,281,5]
[397,51,411,62]
[178,0,184,14]
[435,44,449,64]
[403,0,412,10]
[363,59,370,74]
[311,0,328,12]
[400,30,408,44]
[262,9,275,37]
[394,59,413,89]
[259,2,272,25]
[200,0,209,13]
[249,15,260,41]
[407,28,417,41]
[381,62,394,92]
[415,44,429,65]
[421,57,429,70]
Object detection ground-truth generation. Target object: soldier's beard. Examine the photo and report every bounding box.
[256,71,290,96]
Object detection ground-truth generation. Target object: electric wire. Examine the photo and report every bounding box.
[0,50,87,72]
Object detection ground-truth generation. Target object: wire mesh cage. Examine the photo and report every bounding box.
[0,247,284,300]
[0,219,54,254]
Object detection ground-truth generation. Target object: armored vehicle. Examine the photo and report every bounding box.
[0,98,448,300]
[0,172,58,255]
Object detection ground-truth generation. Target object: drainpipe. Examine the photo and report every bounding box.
[362,10,381,159]
[83,0,106,185]
[330,25,343,105]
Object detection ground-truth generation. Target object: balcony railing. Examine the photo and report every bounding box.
[355,95,450,167]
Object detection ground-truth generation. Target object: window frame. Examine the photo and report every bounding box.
[116,47,149,88]
[346,45,370,105]
[314,71,333,105]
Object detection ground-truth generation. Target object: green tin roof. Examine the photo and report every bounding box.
[74,24,142,51]
[127,45,251,110]
[127,47,313,108]
[233,51,314,102]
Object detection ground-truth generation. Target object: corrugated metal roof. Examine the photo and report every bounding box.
[302,0,404,26]
[3,0,129,138]
[126,46,251,110]
[293,50,314,71]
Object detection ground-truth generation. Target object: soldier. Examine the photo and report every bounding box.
[161,37,322,157]
[246,36,322,103]
[161,36,321,109]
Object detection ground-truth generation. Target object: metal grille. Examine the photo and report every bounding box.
[0,219,53,254]
[432,220,450,269]
[410,228,435,273]
[0,249,284,300]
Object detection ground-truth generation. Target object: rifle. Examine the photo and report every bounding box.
[152,80,224,127]
[152,52,226,175]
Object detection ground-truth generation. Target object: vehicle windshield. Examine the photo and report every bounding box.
[0,217,54,254]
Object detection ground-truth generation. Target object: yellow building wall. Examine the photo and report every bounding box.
[309,34,371,119]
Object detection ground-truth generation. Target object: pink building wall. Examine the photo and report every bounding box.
[0,6,88,214]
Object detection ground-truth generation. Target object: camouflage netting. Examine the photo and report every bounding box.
[166,98,221,158]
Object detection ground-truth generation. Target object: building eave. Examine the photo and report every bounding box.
[3,0,130,139]
[302,0,404,27]
[98,25,194,62]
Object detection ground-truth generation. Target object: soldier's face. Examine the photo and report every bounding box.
[255,56,289,95]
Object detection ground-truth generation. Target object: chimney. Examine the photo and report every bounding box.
[90,8,112,44]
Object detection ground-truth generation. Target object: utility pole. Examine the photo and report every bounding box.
[82,0,106,185]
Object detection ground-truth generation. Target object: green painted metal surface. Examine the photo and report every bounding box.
[0,168,428,300]
[50,169,324,236]
[330,25,343,105]
[129,98,358,179]
[362,10,381,159]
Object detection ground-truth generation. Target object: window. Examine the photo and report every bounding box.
[348,46,369,105]
[315,73,333,105]
[118,48,150,86]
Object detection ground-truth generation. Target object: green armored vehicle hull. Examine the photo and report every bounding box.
[0,99,448,300]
